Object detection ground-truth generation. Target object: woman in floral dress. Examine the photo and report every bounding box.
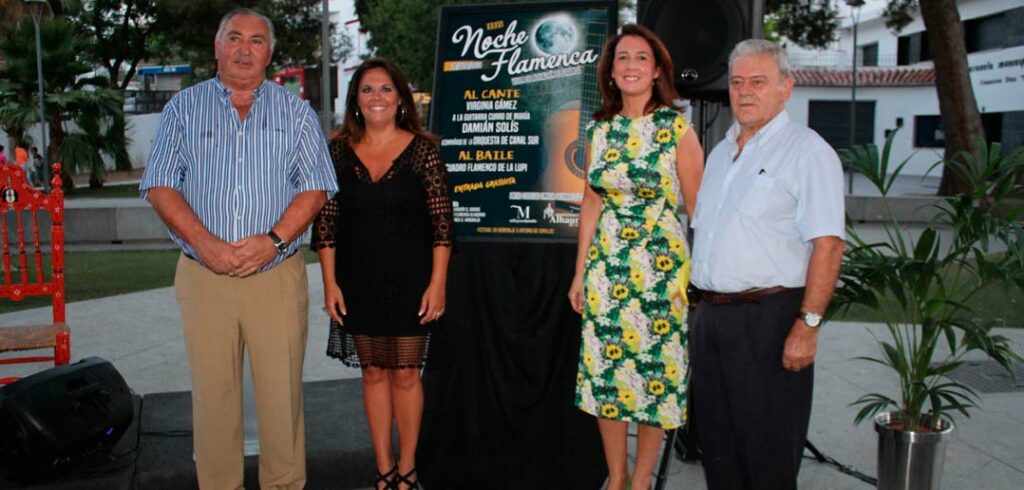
[568,25,704,490]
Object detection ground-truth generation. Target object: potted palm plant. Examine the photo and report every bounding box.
[831,132,1024,490]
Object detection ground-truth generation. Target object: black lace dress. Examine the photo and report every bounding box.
[311,134,453,369]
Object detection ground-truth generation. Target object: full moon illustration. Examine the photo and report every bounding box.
[533,17,577,55]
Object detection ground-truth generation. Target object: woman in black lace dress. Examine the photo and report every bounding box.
[311,58,453,490]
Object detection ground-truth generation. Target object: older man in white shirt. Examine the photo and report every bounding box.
[688,39,845,490]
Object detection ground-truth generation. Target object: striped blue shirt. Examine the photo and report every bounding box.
[141,77,338,271]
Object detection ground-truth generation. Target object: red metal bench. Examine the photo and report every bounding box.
[0,163,69,384]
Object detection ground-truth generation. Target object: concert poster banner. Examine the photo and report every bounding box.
[430,1,617,241]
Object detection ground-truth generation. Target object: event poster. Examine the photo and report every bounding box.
[431,1,616,241]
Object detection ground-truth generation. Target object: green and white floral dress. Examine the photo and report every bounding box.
[575,106,691,429]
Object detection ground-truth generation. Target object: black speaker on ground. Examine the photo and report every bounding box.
[639,0,764,101]
[0,357,133,479]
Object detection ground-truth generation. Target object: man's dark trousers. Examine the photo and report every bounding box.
[690,288,813,490]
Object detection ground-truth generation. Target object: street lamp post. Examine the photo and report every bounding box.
[26,0,49,191]
[320,0,332,135]
[846,0,865,195]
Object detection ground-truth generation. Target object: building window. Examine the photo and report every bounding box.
[897,35,909,65]
[914,115,945,148]
[915,113,1009,148]
[1006,8,1024,48]
[982,113,1003,146]
[898,12,1009,65]
[1003,111,1024,151]
[897,32,931,65]
[859,43,879,67]
[964,13,1005,53]
[808,100,876,150]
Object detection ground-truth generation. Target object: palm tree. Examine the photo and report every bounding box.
[0,79,36,156]
[53,83,123,187]
[0,0,37,158]
[0,16,123,190]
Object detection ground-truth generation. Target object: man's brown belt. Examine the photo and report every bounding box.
[692,286,795,305]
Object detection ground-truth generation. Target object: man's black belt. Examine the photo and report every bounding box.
[690,286,796,305]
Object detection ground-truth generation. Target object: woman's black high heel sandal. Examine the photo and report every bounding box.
[395,467,419,489]
[376,464,398,490]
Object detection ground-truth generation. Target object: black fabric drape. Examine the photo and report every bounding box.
[418,242,606,489]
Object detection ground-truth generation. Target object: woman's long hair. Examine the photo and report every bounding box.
[331,58,433,144]
[593,24,680,121]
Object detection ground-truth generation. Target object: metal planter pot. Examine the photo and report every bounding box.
[874,412,954,490]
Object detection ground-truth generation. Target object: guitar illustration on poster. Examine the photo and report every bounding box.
[542,15,607,217]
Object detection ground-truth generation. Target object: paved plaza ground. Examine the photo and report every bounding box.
[1,265,1021,489]
[2,171,1021,488]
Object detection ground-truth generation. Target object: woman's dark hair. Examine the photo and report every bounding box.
[331,58,433,144]
[593,24,680,121]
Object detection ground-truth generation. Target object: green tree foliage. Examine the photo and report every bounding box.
[764,0,920,50]
[881,0,917,32]
[0,1,50,158]
[54,1,348,171]
[54,86,124,187]
[762,14,782,44]
[766,0,839,48]
[62,0,157,89]
[59,0,156,171]
[356,0,437,90]
[154,0,348,83]
[0,17,90,165]
[0,17,121,190]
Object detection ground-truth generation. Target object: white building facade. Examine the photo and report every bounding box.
[786,0,1024,176]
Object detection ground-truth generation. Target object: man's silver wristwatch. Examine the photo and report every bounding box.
[799,310,823,328]
[267,230,288,255]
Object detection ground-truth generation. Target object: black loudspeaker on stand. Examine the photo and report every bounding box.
[638,0,765,101]
[0,357,133,480]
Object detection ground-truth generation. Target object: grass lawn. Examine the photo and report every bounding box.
[0,249,322,314]
[65,183,142,199]
[0,250,180,314]
[830,258,1024,328]
[832,284,1024,328]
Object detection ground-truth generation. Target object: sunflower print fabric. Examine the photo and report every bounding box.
[575,106,691,429]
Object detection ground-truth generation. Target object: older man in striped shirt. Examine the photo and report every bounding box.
[140,8,336,490]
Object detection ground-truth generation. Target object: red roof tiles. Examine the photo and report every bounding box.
[792,67,936,87]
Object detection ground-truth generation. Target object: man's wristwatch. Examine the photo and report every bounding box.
[267,231,289,255]
[798,310,823,328]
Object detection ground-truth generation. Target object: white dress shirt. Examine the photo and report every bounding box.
[690,110,845,293]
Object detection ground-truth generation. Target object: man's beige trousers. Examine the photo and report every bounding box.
[175,253,308,490]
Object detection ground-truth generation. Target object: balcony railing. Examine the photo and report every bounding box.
[787,51,901,68]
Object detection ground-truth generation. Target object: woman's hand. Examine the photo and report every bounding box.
[419,280,446,325]
[568,274,584,314]
[324,283,347,325]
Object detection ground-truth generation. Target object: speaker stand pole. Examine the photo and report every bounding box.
[698,100,710,152]
[654,428,678,490]
[805,439,826,463]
